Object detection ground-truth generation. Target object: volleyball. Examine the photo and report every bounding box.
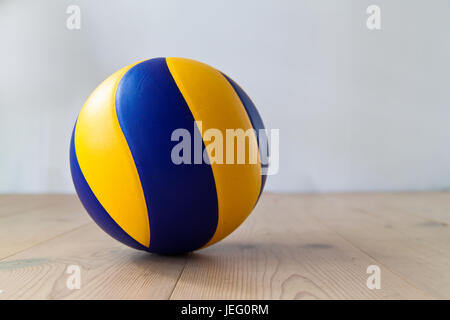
[70,57,266,254]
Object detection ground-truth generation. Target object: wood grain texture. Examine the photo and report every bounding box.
[0,224,186,299]
[0,195,91,259]
[0,194,67,217]
[306,193,450,299]
[0,193,448,300]
[170,194,431,300]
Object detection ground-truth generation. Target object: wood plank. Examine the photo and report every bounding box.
[0,224,186,299]
[307,193,450,299]
[0,194,69,217]
[1,193,447,299]
[350,192,450,225]
[169,194,431,300]
[0,196,91,259]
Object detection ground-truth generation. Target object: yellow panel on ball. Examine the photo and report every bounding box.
[74,63,150,248]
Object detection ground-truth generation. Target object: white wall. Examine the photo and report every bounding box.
[1,0,449,193]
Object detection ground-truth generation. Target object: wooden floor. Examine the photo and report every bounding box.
[0,193,449,299]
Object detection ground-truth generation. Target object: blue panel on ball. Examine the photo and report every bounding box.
[115,58,219,255]
[70,127,147,251]
[221,73,268,198]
